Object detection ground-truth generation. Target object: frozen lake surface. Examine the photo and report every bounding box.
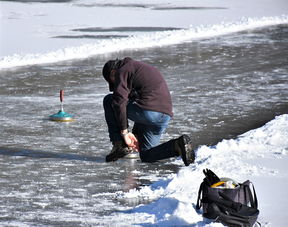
[0,0,288,226]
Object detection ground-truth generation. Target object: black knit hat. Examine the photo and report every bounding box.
[102,59,120,92]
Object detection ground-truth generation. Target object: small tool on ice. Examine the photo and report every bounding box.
[49,90,74,122]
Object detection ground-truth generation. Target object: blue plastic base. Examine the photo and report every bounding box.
[49,110,74,122]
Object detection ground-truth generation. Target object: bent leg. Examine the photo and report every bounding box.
[127,102,179,162]
[139,138,179,162]
[132,123,164,151]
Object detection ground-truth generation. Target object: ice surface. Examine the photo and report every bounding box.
[1,0,288,69]
[0,0,287,226]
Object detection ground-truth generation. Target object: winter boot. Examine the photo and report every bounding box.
[105,141,131,162]
[175,135,195,166]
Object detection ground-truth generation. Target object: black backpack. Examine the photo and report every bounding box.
[196,169,260,227]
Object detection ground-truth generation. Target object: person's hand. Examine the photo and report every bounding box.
[122,132,139,151]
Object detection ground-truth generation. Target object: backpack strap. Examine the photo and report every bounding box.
[196,182,204,210]
[208,194,260,227]
[251,182,258,208]
[243,181,258,209]
[209,192,242,212]
[216,212,251,226]
[207,201,251,226]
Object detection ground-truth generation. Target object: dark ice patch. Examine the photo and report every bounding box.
[0,0,73,2]
[0,147,102,162]
[75,3,154,9]
[72,27,182,33]
[74,3,227,11]
[53,27,182,40]
[52,35,129,39]
[153,6,228,10]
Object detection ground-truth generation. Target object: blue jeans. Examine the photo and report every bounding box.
[103,94,179,162]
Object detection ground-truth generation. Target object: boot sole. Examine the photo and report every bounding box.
[179,135,195,166]
[105,149,130,162]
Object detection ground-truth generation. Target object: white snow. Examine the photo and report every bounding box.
[116,114,288,226]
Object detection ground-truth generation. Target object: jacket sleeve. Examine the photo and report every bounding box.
[111,69,131,130]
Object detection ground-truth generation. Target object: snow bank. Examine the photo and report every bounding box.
[117,114,288,226]
[1,15,287,70]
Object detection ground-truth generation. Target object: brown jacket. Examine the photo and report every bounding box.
[112,57,173,130]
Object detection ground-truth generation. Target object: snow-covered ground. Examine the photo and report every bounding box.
[116,114,288,226]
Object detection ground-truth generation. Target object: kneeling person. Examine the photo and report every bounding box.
[102,57,195,166]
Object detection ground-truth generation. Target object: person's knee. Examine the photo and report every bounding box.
[103,94,113,107]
